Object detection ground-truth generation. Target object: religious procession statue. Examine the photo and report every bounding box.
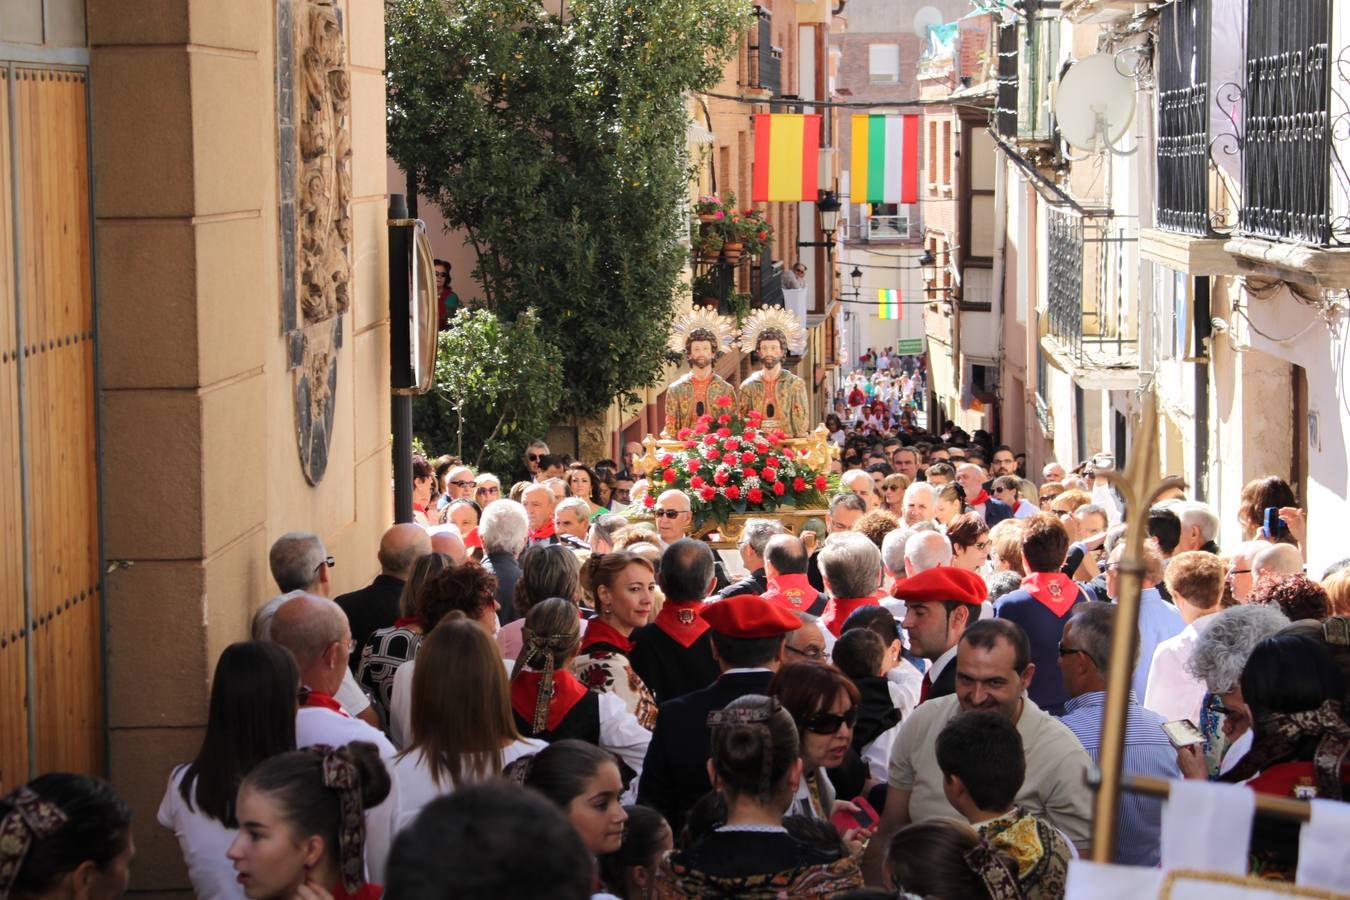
[662,306,739,437]
[736,307,810,438]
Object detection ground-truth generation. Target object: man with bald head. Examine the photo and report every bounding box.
[522,482,559,545]
[1226,540,1268,604]
[956,463,1012,526]
[1252,542,1303,587]
[271,593,398,882]
[904,530,953,577]
[427,525,468,563]
[654,489,693,546]
[335,523,432,671]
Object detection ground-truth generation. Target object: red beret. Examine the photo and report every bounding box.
[702,594,802,639]
[893,566,986,606]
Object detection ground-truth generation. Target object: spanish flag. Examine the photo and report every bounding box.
[850,114,920,205]
[751,114,822,202]
[878,288,902,321]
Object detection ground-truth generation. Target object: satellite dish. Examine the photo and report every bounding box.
[1054,53,1136,154]
[913,6,943,39]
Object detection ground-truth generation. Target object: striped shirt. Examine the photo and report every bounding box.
[1060,690,1181,866]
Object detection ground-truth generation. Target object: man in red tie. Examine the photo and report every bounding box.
[894,566,987,703]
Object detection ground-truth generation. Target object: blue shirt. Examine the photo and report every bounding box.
[1060,690,1180,866]
[1133,587,1184,700]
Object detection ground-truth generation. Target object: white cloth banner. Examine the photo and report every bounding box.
[783,286,807,323]
[1296,798,1350,892]
[1161,779,1255,876]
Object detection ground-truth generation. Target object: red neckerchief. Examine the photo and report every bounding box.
[333,882,382,900]
[653,601,710,648]
[530,520,556,541]
[580,617,633,654]
[763,573,819,610]
[301,689,349,718]
[511,669,589,732]
[1019,572,1082,618]
[392,615,423,630]
[413,502,428,514]
[464,526,483,549]
[969,489,991,506]
[820,597,878,637]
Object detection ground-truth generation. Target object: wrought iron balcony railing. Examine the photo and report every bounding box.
[749,6,781,97]
[1045,209,1139,365]
[1157,0,1212,236]
[995,22,1019,139]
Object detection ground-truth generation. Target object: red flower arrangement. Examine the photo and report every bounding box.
[651,397,831,529]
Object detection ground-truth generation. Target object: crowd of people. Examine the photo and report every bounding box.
[6,363,1350,899]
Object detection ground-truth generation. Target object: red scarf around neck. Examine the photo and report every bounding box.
[392,615,424,631]
[969,489,991,507]
[510,669,588,732]
[1019,572,1083,618]
[820,597,878,637]
[653,602,710,648]
[301,688,349,718]
[580,617,633,654]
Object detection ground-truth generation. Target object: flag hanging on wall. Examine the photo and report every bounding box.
[751,113,822,202]
[878,287,902,320]
[850,114,920,205]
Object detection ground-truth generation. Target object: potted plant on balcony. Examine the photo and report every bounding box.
[737,207,774,258]
[698,231,724,260]
[695,194,725,223]
[726,290,753,320]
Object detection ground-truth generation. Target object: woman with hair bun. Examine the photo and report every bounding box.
[509,598,651,781]
[0,773,134,898]
[227,742,391,899]
[573,552,659,729]
[654,695,863,897]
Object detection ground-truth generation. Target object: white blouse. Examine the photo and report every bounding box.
[156,766,245,900]
[391,738,547,831]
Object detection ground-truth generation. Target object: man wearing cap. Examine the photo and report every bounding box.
[761,534,828,617]
[862,619,1094,885]
[637,593,800,833]
[894,566,986,704]
[629,539,722,704]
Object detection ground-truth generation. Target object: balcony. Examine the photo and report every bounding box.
[1156,0,1212,237]
[994,22,1018,139]
[867,214,912,241]
[748,6,781,98]
[1043,209,1140,386]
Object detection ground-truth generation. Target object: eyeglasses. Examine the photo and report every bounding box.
[1103,562,1121,572]
[654,509,686,519]
[1057,642,1090,661]
[883,484,900,491]
[448,479,475,488]
[786,644,827,660]
[804,707,858,735]
[1227,568,1251,579]
[527,453,543,462]
[314,555,335,574]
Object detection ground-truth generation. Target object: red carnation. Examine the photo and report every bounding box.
[716,427,732,438]
[707,449,722,461]
[755,442,770,454]
[757,230,767,241]
[783,448,796,459]
[724,438,740,451]
[725,484,742,500]
[686,461,702,475]
[743,467,758,479]
[762,467,778,483]
[690,475,705,489]
[793,477,807,491]
[747,487,764,504]
[684,441,697,450]
[714,470,730,486]
[740,451,756,464]
[715,394,734,408]
[743,429,758,441]
[815,475,828,491]
[698,413,714,424]
[660,454,674,467]
[662,468,677,484]
[644,494,656,508]
[699,486,717,502]
[703,435,718,446]
[767,456,782,469]
[676,428,692,440]
[717,413,732,425]
[772,481,786,496]
[694,422,709,435]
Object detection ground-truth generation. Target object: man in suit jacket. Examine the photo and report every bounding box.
[637,594,802,833]
[956,463,1013,527]
[334,524,430,672]
[629,540,721,703]
[893,566,986,705]
[479,500,530,623]
[708,518,783,602]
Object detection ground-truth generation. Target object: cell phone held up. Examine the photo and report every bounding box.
[1161,718,1204,749]
[1262,507,1289,541]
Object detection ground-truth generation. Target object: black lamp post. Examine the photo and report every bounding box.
[798,190,842,259]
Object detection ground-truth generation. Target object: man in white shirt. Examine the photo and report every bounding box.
[893,563,983,704]
[862,619,1094,885]
[271,593,399,883]
[1144,551,1227,723]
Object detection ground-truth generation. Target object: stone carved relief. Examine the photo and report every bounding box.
[278,0,352,485]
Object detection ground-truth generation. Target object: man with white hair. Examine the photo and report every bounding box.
[654,489,693,546]
[1252,542,1304,587]
[481,500,529,622]
[552,497,592,547]
[271,593,398,882]
[956,463,1012,526]
[817,531,884,637]
[268,531,333,597]
[589,513,629,554]
[711,518,784,601]
[521,482,559,545]
[1043,460,1066,483]
[443,465,477,501]
[904,530,953,577]
[1173,501,1221,554]
[901,481,937,526]
[841,468,880,510]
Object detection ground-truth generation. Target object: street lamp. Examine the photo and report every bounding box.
[850,265,862,297]
[798,190,843,259]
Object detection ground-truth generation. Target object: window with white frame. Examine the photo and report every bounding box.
[868,44,900,83]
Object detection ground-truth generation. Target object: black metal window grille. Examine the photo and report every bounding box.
[1046,210,1138,363]
[1017,17,1059,142]
[1157,0,1211,235]
[750,7,781,98]
[1239,0,1332,245]
[1046,210,1085,356]
[996,23,1018,139]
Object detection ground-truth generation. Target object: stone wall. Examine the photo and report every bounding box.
[89,0,392,890]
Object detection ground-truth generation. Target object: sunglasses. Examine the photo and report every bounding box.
[448,479,475,488]
[527,453,543,462]
[654,509,686,519]
[476,485,500,495]
[804,707,858,735]
[1057,642,1090,660]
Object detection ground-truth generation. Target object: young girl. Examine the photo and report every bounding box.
[227,742,391,899]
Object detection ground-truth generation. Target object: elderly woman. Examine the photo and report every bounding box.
[879,472,912,518]
[1179,604,1291,779]
[474,472,503,509]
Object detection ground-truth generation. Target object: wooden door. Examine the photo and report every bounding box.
[0,63,102,787]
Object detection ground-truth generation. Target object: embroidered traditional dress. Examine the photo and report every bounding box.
[654,829,863,898]
[737,368,810,437]
[571,619,658,730]
[664,371,737,436]
[974,807,1072,900]
[509,668,652,778]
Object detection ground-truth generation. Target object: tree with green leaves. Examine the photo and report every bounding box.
[387,0,749,424]
[413,308,562,472]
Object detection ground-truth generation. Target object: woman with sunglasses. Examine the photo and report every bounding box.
[946,512,993,580]
[654,695,864,896]
[473,472,502,509]
[879,473,911,518]
[768,661,861,821]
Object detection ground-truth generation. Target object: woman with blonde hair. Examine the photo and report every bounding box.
[574,553,659,729]
[510,598,651,779]
[879,472,912,518]
[934,483,968,530]
[988,518,1026,576]
[1323,568,1350,616]
[473,472,502,508]
[391,613,545,830]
